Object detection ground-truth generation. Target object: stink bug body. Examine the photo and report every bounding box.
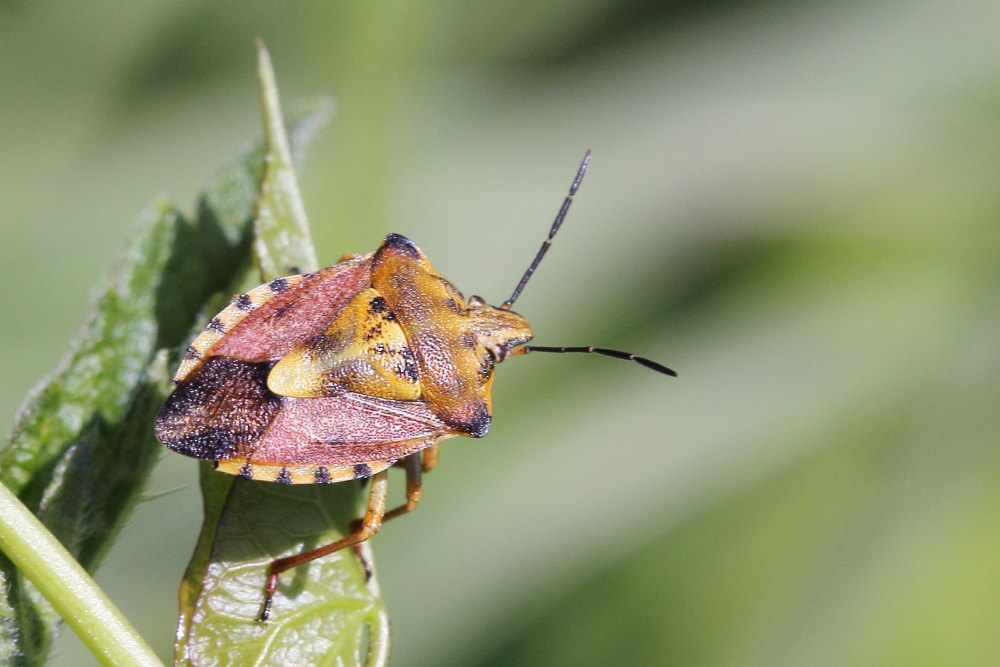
[154,152,675,620]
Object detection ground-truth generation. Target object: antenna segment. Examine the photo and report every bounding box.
[500,150,591,310]
[518,345,677,377]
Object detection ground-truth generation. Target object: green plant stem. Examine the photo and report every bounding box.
[0,482,163,667]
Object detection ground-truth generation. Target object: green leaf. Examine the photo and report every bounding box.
[173,44,389,666]
[0,431,163,667]
[0,191,252,664]
[179,481,389,666]
[0,52,335,665]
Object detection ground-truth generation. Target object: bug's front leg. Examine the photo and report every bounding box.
[258,469,389,622]
[384,453,424,521]
[351,453,427,579]
[420,444,440,473]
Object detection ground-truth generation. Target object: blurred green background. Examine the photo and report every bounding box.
[3,1,999,665]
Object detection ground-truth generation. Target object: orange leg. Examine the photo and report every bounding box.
[421,444,440,473]
[384,453,424,521]
[259,470,388,622]
[349,453,427,581]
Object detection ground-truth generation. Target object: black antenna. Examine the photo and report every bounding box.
[518,346,677,377]
[500,150,591,310]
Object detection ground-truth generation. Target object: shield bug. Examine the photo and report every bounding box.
[154,151,676,620]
